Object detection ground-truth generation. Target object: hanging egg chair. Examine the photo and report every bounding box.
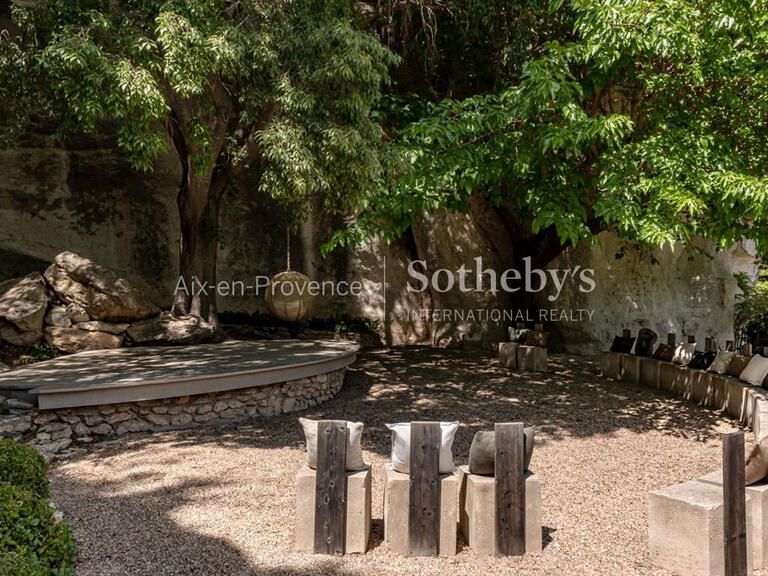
[266,228,313,322]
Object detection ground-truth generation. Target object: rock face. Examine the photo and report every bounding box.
[44,326,124,353]
[0,273,49,345]
[44,252,159,322]
[127,312,215,345]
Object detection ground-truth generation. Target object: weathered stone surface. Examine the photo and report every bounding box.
[0,319,41,346]
[0,362,8,372]
[74,321,130,334]
[44,326,123,353]
[126,312,215,346]
[145,413,170,427]
[457,465,542,555]
[384,468,457,556]
[649,480,753,576]
[44,252,159,322]
[0,415,32,435]
[0,273,49,340]
[295,466,371,554]
[45,305,72,328]
[91,423,113,435]
[115,419,152,435]
[65,303,89,323]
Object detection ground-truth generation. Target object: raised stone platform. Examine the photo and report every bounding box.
[0,339,358,409]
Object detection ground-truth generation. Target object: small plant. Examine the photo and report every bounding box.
[0,483,76,575]
[0,438,50,498]
[17,342,60,366]
[0,552,47,576]
[734,270,768,351]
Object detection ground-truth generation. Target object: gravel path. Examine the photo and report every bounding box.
[49,349,756,575]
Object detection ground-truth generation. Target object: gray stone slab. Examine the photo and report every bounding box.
[0,339,358,409]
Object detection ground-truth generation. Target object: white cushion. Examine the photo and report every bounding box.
[299,418,366,471]
[385,422,459,474]
[708,350,736,374]
[672,343,696,365]
[740,355,768,387]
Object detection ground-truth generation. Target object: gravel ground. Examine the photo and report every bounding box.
[49,349,758,576]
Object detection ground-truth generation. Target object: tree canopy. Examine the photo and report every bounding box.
[1,0,397,320]
[338,0,768,260]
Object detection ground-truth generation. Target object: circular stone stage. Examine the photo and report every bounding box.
[0,339,359,410]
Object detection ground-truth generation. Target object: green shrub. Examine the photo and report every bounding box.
[17,342,59,366]
[0,552,47,576]
[0,439,49,498]
[735,275,768,351]
[0,484,76,575]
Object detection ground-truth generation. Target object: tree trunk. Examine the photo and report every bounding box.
[171,165,227,328]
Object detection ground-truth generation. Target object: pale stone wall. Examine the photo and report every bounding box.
[0,368,345,459]
[0,125,758,352]
[538,234,759,355]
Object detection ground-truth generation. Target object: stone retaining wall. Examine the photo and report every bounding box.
[0,367,346,460]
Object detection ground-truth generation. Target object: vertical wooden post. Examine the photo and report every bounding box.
[722,432,747,576]
[763,346,768,357]
[622,329,631,338]
[743,343,753,357]
[408,422,440,556]
[688,335,696,344]
[726,340,735,352]
[705,337,714,352]
[668,333,676,346]
[495,422,525,556]
[314,420,347,555]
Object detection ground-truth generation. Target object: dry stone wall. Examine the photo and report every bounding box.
[0,368,345,460]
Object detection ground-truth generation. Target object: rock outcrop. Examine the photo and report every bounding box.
[44,326,124,354]
[0,273,49,345]
[127,312,216,346]
[44,252,159,322]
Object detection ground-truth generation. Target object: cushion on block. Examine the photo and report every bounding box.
[634,328,657,357]
[708,350,736,374]
[740,355,768,386]
[688,350,716,370]
[299,418,367,471]
[385,422,459,474]
[610,336,635,354]
[468,427,535,476]
[745,437,768,485]
[508,327,530,344]
[524,331,549,348]
[652,343,676,361]
[672,343,697,366]
[727,354,752,378]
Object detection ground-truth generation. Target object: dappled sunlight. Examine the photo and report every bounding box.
[48,348,751,575]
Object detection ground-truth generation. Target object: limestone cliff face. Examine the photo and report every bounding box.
[0,126,758,352]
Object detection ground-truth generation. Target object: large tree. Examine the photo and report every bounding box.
[0,0,396,325]
[340,0,768,267]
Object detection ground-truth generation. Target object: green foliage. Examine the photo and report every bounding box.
[17,342,60,366]
[0,439,50,499]
[0,0,397,224]
[735,273,768,351]
[0,483,76,576]
[0,552,48,576]
[219,311,381,334]
[334,0,768,256]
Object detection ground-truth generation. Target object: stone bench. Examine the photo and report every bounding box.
[699,470,768,569]
[383,468,458,556]
[498,342,518,369]
[649,480,754,576]
[295,465,372,554]
[457,465,542,556]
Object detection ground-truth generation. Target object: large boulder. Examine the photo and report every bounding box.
[44,326,123,353]
[44,252,159,322]
[0,273,49,345]
[127,312,216,346]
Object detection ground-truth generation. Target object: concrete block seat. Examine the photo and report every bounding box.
[383,468,458,556]
[649,480,754,576]
[295,465,372,554]
[498,342,518,369]
[457,465,542,556]
[517,345,547,372]
[699,470,768,569]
